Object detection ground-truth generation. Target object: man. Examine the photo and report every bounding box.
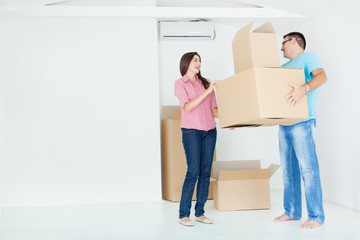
[274,32,327,229]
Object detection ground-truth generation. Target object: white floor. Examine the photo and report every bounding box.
[0,190,359,240]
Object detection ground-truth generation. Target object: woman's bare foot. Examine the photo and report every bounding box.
[299,220,323,229]
[274,214,299,222]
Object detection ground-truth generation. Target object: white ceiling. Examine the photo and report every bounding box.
[0,0,342,33]
[38,0,341,17]
[0,0,339,17]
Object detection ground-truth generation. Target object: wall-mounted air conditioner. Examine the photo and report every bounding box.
[159,21,215,40]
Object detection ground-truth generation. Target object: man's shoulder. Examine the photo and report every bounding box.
[302,52,322,68]
[294,52,321,66]
[302,52,320,60]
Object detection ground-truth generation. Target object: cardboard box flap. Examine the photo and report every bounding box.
[232,21,253,43]
[268,164,280,177]
[218,169,271,181]
[213,160,261,179]
[231,22,280,74]
[253,21,275,34]
[161,106,181,120]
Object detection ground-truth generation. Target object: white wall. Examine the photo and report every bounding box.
[159,22,283,190]
[297,2,360,210]
[0,15,161,207]
[1,1,359,211]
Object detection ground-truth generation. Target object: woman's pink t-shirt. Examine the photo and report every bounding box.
[174,75,217,131]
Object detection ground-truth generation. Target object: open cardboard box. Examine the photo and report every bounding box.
[161,106,216,202]
[212,160,279,211]
[232,21,280,73]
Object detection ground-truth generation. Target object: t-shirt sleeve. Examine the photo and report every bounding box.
[174,81,190,108]
[307,52,323,74]
[211,90,217,108]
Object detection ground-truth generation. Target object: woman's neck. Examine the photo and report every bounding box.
[186,73,196,83]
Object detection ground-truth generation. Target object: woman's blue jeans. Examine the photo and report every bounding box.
[279,119,325,223]
[179,128,217,219]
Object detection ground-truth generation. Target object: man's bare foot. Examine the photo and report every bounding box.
[299,220,323,229]
[274,214,299,222]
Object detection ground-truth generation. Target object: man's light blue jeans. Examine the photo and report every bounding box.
[179,128,217,219]
[279,119,325,224]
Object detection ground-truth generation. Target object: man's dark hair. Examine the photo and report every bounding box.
[283,32,306,50]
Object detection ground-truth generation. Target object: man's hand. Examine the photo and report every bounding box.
[286,82,306,107]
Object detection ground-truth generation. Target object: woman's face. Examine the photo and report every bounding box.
[187,55,201,75]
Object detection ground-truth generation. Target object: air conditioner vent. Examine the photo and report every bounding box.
[159,21,215,40]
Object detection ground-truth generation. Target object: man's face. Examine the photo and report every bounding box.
[281,37,292,58]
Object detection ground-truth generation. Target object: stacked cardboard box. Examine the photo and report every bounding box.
[212,22,306,211]
[217,22,309,128]
[161,106,215,202]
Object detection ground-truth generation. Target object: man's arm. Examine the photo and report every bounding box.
[287,68,327,107]
[307,68,327,92]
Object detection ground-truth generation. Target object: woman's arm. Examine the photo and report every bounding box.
[183,81,217,112]
[211,107,218,118]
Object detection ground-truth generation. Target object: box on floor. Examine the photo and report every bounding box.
[212,160,279,211]
[161,106,216,202]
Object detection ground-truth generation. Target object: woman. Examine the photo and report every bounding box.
[174,52,218,226]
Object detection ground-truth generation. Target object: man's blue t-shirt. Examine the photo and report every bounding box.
[282,52,323,120]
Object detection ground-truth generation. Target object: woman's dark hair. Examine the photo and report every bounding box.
[179,52,209,89]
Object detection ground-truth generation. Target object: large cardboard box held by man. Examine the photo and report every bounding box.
[217,21,309,128]
[212,160,279,211]
[161,106,215,202]
[217,67,309,128]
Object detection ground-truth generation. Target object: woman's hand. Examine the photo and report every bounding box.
[206,81,218,94]
[184,80,218,112]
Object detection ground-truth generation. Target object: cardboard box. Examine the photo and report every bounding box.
[217,66,309,128]
[212,160,279,211]
[232,21,280,73]
[161,106,216,202]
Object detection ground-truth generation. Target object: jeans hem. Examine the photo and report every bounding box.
[285,211,301,220]
[179,215,190,219]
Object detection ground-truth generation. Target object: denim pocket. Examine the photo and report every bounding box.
[305,119,316,129]
[210,128,217,133]
[183,129,195,134]
[182,128,195,134]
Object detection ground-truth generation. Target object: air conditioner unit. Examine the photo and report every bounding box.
[159,21,215,40]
